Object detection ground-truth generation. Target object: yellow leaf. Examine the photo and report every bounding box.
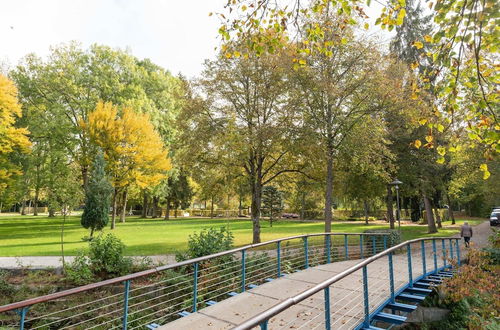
[298,59,306,65]
[241,5,247,11]
[364,23,369,30]
[425,135,433,143]
[418,118,427,125]
[341,38,348,45]
[225,52,232,59]
[413,41,424,49]
[410,62,419,70]
[437,146,446,156]
[437,123,444,132]
[424,35,432,42]
[414,139,422,149]
[436,156,445,164]
[233,51,241,58]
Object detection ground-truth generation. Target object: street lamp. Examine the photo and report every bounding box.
[389,179,403,232]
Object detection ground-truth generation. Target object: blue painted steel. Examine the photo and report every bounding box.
[304,237,309,269]
[362,265,370,327]
[260,320,268,330]
[407,244,413,287]
[276,242,281,277]
[17,307,28,330]
[456,239,461,266]
[360,235,364,259]
[442,239,447,268]
[388,252,395,303]
[383,236,387,251]
[324,287,331,330]
[449,239,454,260]
[241,250,246,292]
[193,262,199,312]
[326,235,331,264]
[421,240,427,275]
[432,239,438,273]
[122,280,131,330]
[344,235,349,260]
[372,236,376,255]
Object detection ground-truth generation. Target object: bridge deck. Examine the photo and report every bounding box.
[160,249,432,330]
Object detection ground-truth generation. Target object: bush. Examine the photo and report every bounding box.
[176,227,234,262]
[66,233,132,284]
[0,270,14,295]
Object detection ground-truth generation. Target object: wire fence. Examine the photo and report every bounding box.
[0,232,391,330]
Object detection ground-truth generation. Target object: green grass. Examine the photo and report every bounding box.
[0,214,484,256]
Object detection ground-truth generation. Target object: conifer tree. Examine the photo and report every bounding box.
[81,150,113,237]
[261,186,283,227]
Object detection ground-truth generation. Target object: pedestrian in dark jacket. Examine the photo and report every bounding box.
[460,222,473,247]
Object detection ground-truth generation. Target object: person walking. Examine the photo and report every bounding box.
[460,222,473,247]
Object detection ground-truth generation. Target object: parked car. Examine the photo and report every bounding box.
[490,208,500,226]
[282,213,299,219]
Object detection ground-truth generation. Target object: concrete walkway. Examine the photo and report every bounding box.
[159,221,493,330]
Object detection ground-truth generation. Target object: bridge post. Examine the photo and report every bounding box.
[383,235,388,251]
[362,265,370,327]
[304,237,309,269]
[449,239,454,260]
[260,320,268,330]
[432,239,438,273]
[388,252,395,303]
[344,235,349,260]
[326,235,331,264]
[122,280,131,330]
[456,239,461,266]
[372,236,376,255]
[16,307,29,330]
[421,240,427,275]
[360,235,364,259]
[193,262,198,312]
[277,242,281,277]
[442,239,447,268]
[241,250,246,292]
[407,244,413,287]
[324,287,331,330]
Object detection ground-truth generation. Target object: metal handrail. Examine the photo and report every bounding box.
[233,236,456,330]
[0,231,388,314]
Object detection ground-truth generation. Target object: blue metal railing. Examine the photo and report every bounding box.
[233,237,461,330]
[0,232,389,330]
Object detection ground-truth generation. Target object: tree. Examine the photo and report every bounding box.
[177,49,300,243]
[0,74,30,198]
[164,172,194,220]
[11,43,180,190]
[82,102,171,229]
[81,151,113,237]
[261,185,283,226]
[292,15,386,232]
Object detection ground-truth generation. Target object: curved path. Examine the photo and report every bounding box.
[160,221,492,330]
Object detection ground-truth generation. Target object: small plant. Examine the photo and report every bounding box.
[0,270,14,295]
[66,252,94,285]
[177,227,234,261]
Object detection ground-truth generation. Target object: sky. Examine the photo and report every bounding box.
[0,0,227,78]
[0,0,389,78]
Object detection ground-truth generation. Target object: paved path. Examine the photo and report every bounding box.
[159,221,493,330]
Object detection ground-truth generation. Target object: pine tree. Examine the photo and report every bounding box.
[261,186,283,227]
[81,150,113,237]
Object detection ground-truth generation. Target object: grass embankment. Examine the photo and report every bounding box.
[0,214,483,256]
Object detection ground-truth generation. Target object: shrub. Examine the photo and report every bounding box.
[0,270,14,295]
[88,234,132,277]
[363,229,401,249]
[176,227,234,261]
[66,252,94,285]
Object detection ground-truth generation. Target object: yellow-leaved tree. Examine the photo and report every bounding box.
[81,101,171,229]
[0,74,30,197]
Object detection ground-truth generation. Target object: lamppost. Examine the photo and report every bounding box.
[389,179,403,232]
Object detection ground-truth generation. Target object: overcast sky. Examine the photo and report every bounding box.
[0,0,389,78]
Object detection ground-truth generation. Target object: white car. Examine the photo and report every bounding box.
[490,208,500,226]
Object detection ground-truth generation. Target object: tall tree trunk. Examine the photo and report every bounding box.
[174,206,178,218]
[446,194,456,225]
[141,190,148,218]
[164,199,170,220]
[28,199,32,214]
[250,178,262,243]
[210,196,214,218]
[48,207,56,217]
[33,187,39,216]
[111,188,118,229]
[21,200,26,215]
[238,194,243,217]
[386,185,395,229]
[410,196,420,222]
[423,194,437,233]
[300,190,306,220]
[324,151,334,232]
[82,165,89,192]
[433,204,442,229]
[364,199,369,225]
[120,189,128,223]
[152,196,159,218]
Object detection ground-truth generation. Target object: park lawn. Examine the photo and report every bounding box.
[0,214,484,256]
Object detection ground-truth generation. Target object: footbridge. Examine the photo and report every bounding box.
[0,232,462,330]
